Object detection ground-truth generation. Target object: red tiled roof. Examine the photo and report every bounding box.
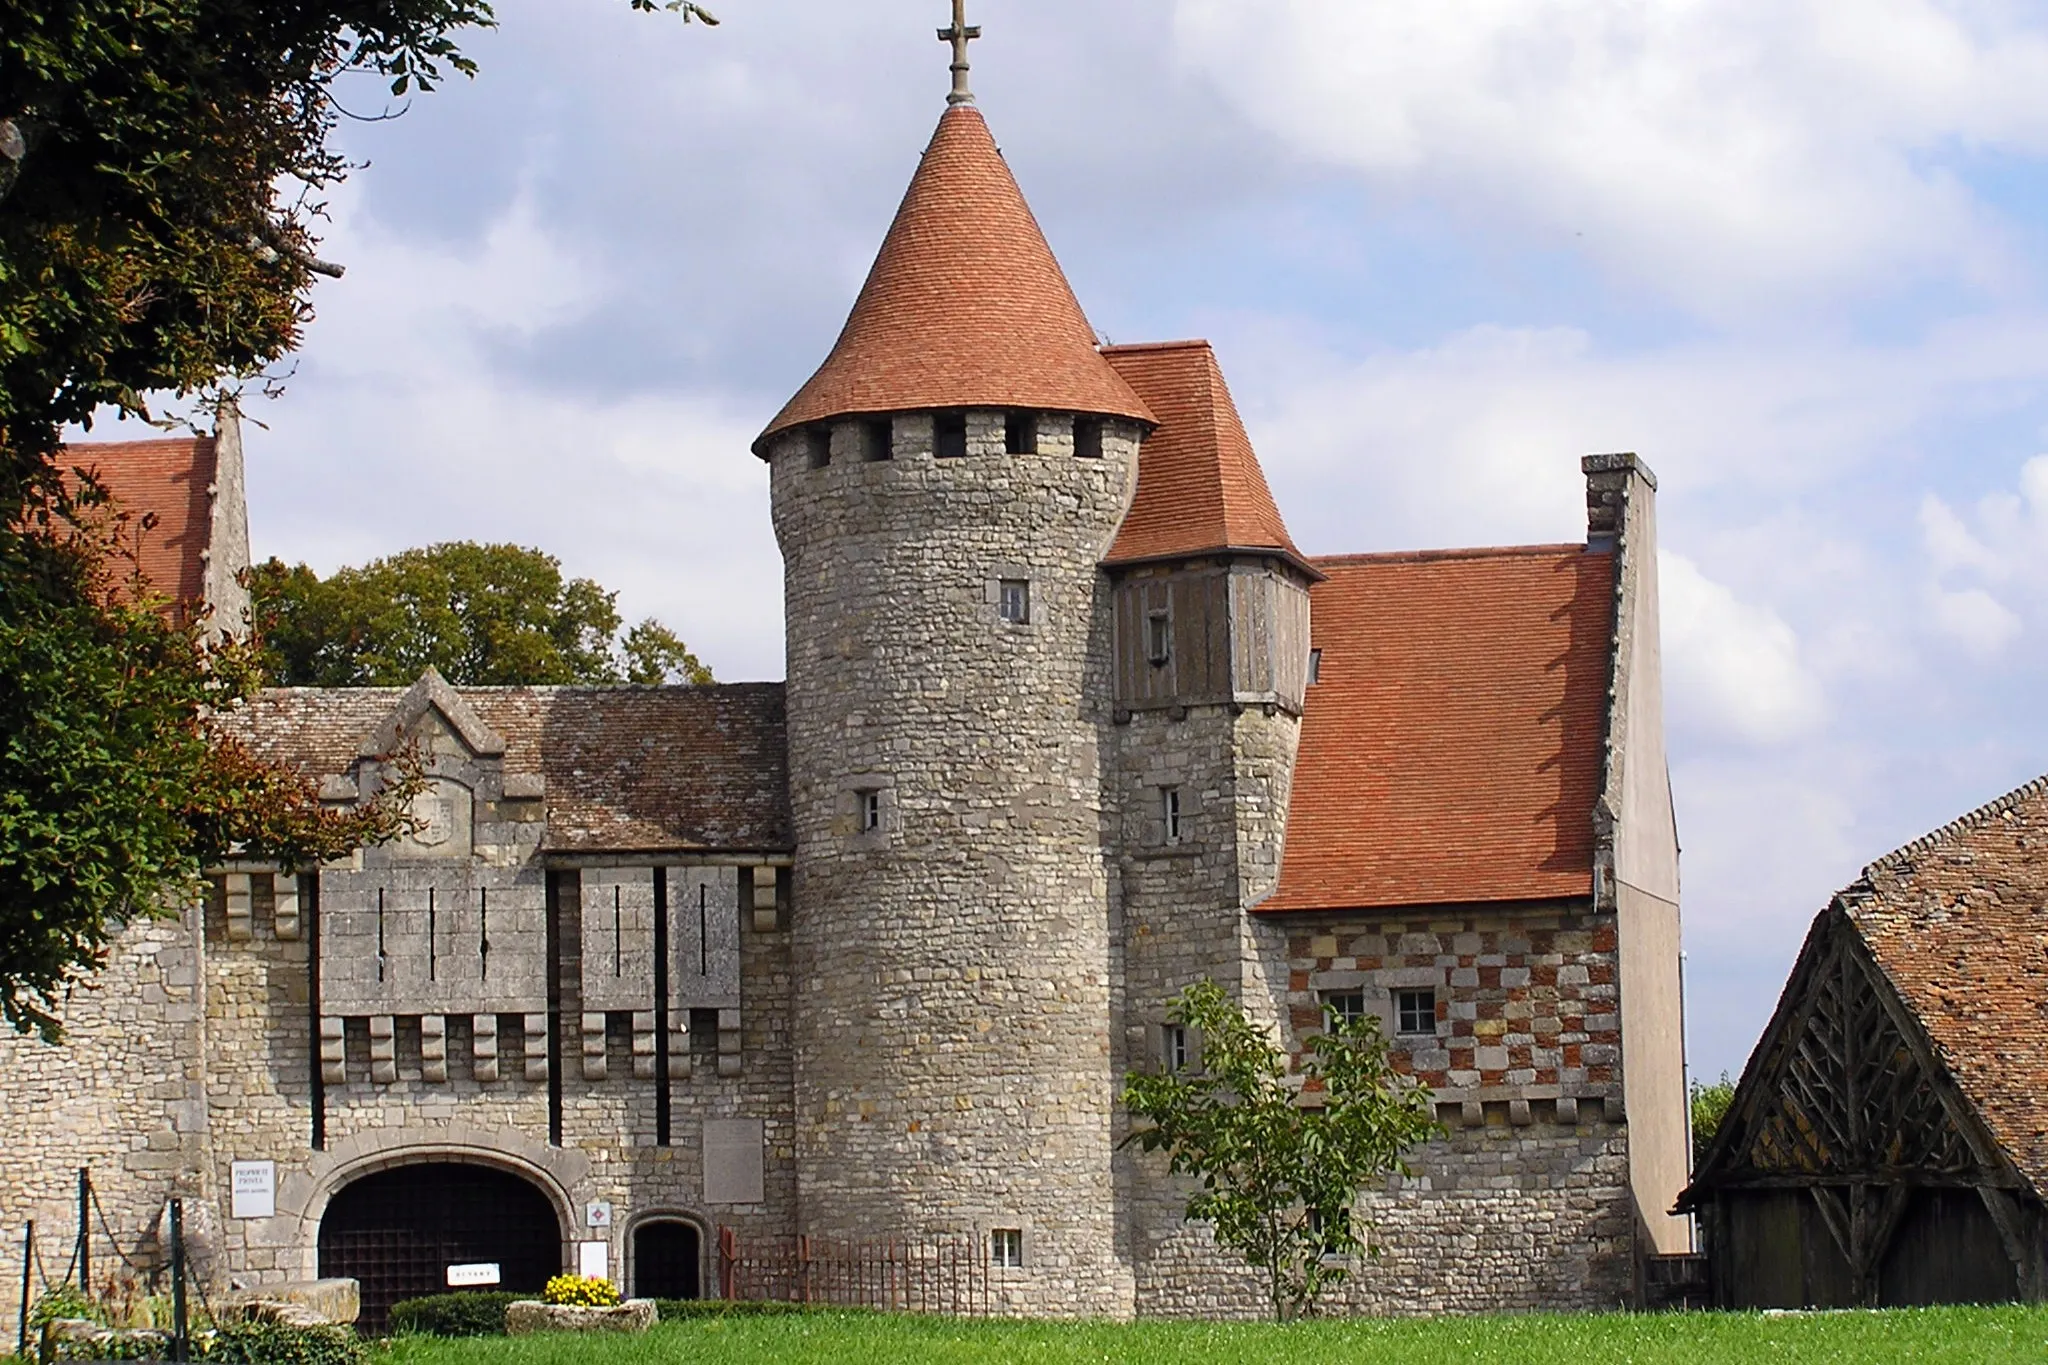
[224,683,793,854]
[1848,777,2048,1191]
[63,436,216,612]
[755,105,1153,453]
[1259,546,1614,913]
[1101,341,1308,570]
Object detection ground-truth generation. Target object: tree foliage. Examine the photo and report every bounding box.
[251,542,713,687]
[1691,1071,1737,1168]
[1123,980,1441,1320]
[0,506,417,1041]
[2,1,712,1036]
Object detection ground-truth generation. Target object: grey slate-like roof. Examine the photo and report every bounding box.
[225,683,791,854]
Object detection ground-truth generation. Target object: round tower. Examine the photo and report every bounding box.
[756,56,1155,1314]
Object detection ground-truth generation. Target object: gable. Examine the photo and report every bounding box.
[1692,908,2002,1196]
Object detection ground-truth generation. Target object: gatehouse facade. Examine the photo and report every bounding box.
[0,29,1687,1323]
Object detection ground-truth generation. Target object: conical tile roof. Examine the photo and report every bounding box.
[1101,340,1309,571]
[755,105,1153,454]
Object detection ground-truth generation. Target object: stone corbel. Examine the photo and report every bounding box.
[421,1015,448,1083]
[369,1016,396,1084]
[319,1017,346,1085]
[522,1013,550,1082]
[631,1011,657,1080]
[716,1008,743,1078]
[272,873,301,940]
[224,873,254,942]
[473,1013,500,1083]
[581,1011,608,1081]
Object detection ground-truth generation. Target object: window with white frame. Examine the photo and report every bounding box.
[1395,988,1436,1036]
[998,578,1030,625]
[990,1228,1024,1269]
[1161,787,1182,844]
[1321,991,1367,1026]
[1162,1023,1190,1072]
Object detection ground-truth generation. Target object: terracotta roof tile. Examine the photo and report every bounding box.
[62,436,216,615]
[224,683,792,855]
[1847,776,2048,1192]
[1260,546,1614,912]
[1101,341,1308,570]
[756,105,1152,452]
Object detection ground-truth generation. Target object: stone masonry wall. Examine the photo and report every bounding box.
[772,410,1141,1317]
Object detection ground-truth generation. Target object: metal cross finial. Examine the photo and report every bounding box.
[937,0,981,106]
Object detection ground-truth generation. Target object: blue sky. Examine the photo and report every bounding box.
[104,0,2048,1081]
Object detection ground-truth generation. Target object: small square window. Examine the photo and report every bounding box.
[1161,787,1182,844]
[1073,417,1103,460]
[999,579,1030,625]
[805,426,831,469]
[1145,610,1171,666]
[1005,411,1037,455]
[1321,991,1367,1026]
[862,418,893,462]
[991,1228,1024,1269]
[1162,1023,1190,1072]
[858,790,882,833]
[935,412,968,459]
[1308,648,1322,684]
[1395,988,1436,1036]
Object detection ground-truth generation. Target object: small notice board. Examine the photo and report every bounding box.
[230,1161,276,1220]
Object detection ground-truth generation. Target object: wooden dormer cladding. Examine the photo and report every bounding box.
[1110,557,1312,713]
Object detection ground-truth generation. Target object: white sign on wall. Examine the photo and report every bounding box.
[446,1263,501,1288]
[585,1201,613,1228]
[229,1161,275,1220]
[577,1240,609,1281]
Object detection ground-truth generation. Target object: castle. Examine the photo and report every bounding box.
[0,30,1687,1324]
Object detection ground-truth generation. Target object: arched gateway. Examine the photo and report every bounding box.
[318,1163,563,1332]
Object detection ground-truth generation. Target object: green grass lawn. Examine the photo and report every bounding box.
[379,1306,2048,1365]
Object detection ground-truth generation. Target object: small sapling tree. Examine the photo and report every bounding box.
[1122,979,1441,1320]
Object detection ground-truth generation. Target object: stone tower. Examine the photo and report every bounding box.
[755,91,1156,1314]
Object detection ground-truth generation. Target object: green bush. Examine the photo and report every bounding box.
[204,1321,366,1365]
[29,1284,103,1329]
[387,1293,522,1338]
[53,1330,166,1360]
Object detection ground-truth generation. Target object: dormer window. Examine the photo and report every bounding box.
[862,418,893,462]
[1145,611,1171,667]
[1005,412,1037,455]
[936,412,968,459]
[1073,417,1103,460]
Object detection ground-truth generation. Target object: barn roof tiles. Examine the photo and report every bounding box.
[1842,776,2048,1192]
[1259,545,1615,913]
[756,104,1152,453]
[225,683,793,855]
[1101,340,1310,572]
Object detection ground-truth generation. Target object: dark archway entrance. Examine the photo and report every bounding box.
[318,1163,562,1333]
[633,1221,702,1300]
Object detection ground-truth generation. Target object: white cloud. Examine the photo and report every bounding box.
[1929,586,2023,658]
[1660,551,1825,744]
[1170,0,2048,315]
[246,184,786,682]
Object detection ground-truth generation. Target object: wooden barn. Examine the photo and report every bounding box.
[1680,776,2048,1308]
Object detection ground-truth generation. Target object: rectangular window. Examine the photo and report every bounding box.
[998,579,1030,625]
[1162,1023,1190,1072]
[862,417,893,462]
[805,426,831,469]
[859,790,882,833]
[1073,417,1103,459]
[1321,991,1367,1026]
[1395,988,1436,1036]
[1145,610,1171,666]
[1308,648,1322,684]
[935,412,968,459]
[991,1227,1024,1269]
[1161,787,1182,844]
[1005,411,1037,455]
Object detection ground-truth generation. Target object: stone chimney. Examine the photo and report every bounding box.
[202,399,252,644]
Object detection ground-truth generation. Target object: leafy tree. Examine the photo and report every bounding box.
[1123,979,1441,1320]
[251,542,713,687]
[0,503,417,1040]
[1691,1071,1737,1168]
[1,1,710,1035]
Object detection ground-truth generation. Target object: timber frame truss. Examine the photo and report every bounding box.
[1680,903,2044,1303]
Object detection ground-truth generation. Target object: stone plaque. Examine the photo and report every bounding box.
[704,1118,765,1206]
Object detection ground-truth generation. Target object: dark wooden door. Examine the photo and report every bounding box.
[633,1220,702,1300]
